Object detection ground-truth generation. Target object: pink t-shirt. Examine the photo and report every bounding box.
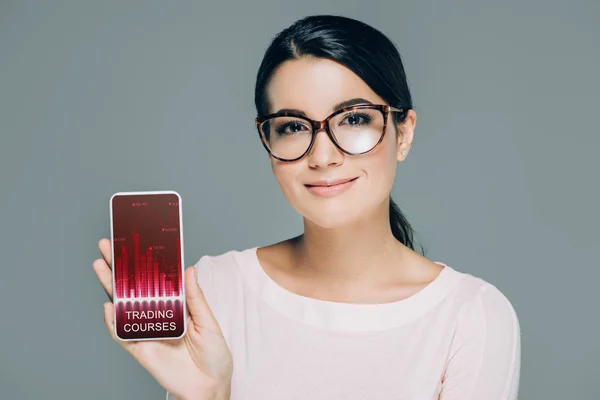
[167,247,521,400]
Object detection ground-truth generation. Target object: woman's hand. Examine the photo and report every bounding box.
[93,238,233,400]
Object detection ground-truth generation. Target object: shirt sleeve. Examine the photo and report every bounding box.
[439,282,521,400]
[165,255,217,400]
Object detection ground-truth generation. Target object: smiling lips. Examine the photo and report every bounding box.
[304,177,359,197]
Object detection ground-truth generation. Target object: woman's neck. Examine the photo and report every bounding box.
[291,210,409,286]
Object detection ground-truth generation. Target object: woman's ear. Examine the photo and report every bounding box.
[397,109,416,162]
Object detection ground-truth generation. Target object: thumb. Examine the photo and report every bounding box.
[185,266,223,334]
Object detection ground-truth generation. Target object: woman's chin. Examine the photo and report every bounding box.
[303,210,362,230]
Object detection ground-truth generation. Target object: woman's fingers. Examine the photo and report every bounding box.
[103,302,137,355]
[94,238,114,300]
[185,266,223,335]
[98,238,112,267]
[93,257,113,301]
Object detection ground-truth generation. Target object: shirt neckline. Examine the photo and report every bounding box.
[245,246,463,332]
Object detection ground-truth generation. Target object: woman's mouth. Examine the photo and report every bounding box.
[304,177,359,197]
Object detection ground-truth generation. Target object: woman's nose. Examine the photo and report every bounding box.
[307,128,344,168]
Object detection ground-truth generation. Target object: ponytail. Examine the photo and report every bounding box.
[389,197,426,256]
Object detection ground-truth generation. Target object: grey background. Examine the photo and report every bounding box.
[0,0,598,398]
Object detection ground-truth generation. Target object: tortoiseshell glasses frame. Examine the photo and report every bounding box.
[255,104,408,162]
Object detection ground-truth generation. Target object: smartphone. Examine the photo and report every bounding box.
[109,190,187,341]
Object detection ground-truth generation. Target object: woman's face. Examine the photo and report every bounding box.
[265,57,415,229]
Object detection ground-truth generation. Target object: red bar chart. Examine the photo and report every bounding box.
[113,233,181,299]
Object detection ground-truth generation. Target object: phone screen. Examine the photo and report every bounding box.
[110,191,186,340]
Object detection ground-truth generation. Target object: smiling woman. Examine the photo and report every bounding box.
[194,14,518,399]
[95,14,520,400]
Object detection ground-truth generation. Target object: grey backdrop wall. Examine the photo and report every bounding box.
[1,0,598,399]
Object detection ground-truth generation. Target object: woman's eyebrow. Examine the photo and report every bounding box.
[333,98,373,111]
[274,98,374,116]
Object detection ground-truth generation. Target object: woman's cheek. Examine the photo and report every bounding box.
[273,164,300,202]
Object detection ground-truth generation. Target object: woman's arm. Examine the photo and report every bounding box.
[165,255,232,400]
[439,282,521,399]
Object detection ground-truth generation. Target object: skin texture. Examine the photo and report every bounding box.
[257,57,444,304]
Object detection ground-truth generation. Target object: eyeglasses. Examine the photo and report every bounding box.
[255,104,408,162]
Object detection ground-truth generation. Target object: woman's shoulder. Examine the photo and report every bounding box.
[436,266,521,398]
[193,239,295,283]
[443,265,520,332]
[194,246,253,266]
[189,246,258,315]
[193,245,257,283]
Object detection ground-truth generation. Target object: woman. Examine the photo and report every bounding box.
[94,14,520,400]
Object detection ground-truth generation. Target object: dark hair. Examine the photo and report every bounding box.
[254,14,426,256]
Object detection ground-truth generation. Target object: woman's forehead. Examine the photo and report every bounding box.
[267,58,382,118]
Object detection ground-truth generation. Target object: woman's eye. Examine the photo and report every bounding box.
[343,113,371,126]
[347,115,361,125]
[276,121,308,135]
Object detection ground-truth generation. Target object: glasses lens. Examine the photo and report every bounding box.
[259,116,313,160]
[330,108,385,154]
[258,107,386,160]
